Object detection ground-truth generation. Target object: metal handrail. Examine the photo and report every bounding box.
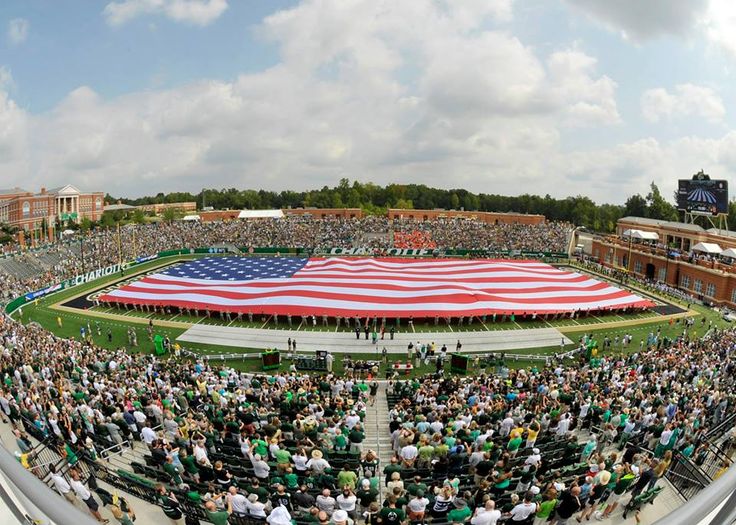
[652,462,736,525]
[0,444,99,525]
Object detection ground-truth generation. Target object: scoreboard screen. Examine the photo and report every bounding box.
[677,178,728,215]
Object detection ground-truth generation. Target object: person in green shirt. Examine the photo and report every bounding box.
[406,476,428,497]
[334,432,348,451]
[337,464,358,490]
[383,458,402,485]
[377,495,405,525]
[535,491,558,521]
[284,467,299,490]
[180,450,200,482]
[507,433,523,456]
[163,456,184,486]
[600,464,636,519]
[205,499,231,525]
[252,435,268,457]
[246,480,270,503]
[349,425,365,452]
[275,445,292,471]
[447,499,471,523]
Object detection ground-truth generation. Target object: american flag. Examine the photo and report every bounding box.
[99,257,653,317]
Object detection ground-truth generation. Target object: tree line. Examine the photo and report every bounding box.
[107,179,690,233]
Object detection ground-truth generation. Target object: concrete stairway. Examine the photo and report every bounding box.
[361,382,393,496]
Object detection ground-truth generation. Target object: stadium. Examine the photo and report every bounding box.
[3,3,736,525]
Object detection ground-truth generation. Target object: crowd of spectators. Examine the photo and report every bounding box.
[1,287,734,523]
[0,218,572,305]
[575,260,700,307]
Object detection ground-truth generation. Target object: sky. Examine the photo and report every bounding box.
[2,0,736,203]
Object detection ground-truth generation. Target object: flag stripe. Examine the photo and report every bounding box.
[99,257,654,316]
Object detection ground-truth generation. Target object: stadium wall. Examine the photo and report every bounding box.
[592,237,736,306]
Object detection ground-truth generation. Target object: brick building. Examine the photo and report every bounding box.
[0,185,104,233]
[591,216,736,306]
[387,208,545,225]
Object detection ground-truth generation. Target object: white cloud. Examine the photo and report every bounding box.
[564,0,708,42]
[701,0,736,56]
[0,0,628,200]
[641,84,725,122]
[546,49,620,126]
[565,0,736,61]
[103,0,228,26]
[7,18,29,46]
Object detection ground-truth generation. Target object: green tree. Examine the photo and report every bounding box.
[646,182,678,221]
[449,193,460,209]
[394,198,413,209]
[132,209,146,224]
[162,207,177,222]
[624,194,648,218]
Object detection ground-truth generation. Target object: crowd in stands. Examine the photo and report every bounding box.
[0,218,572,305]
[575,260,700,306]
[1,286,734,524]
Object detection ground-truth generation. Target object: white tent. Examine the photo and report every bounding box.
[182,214,201,221]
[622,229,659,241]
[721,247,736,259]
[692,242,722,255]
[237,209,284,219]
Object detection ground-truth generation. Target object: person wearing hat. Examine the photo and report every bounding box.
[308,448,332,474]
[524,448,542,469]
[331,508,355,525]
[267,505,293,525]
[356,478,379,513]
[447,498,472,524]
[577,468,611,522]
[598,463,636,520]
[246,493,267,518]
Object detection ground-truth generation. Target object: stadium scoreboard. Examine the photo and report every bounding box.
[677,174,728,216]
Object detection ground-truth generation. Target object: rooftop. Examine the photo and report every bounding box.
[0,187,30,196]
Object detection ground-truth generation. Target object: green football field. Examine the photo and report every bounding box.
[9,254,728,376]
